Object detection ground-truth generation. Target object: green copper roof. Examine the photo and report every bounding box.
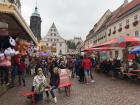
[32,6,40,17]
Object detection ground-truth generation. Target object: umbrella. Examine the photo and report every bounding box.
[82,47,123,52]
[93,35,140,71]
[93,35,140,48]
[93,47,124,51]
[39,52,50,57]
[130,46,140,54]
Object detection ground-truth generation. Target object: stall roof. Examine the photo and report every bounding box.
[0,3,38,45]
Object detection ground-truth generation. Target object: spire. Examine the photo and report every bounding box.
[51,22,56,28]
[31,0,40,17]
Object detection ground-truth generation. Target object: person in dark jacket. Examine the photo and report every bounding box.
[11,58,18,87]
[78,56,84,83]
[46,67,60,103]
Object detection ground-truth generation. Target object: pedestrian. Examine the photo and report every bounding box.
[18,58,26,87]
[82,55,92,84]
[90,57,96,83]
[74,56,81,77]
[0,66,9,85]
[67,57,74,78]
[46,67,60,103]
[78,56,85,83]
[11,58,18,87]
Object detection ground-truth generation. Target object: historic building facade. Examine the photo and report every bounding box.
[72,37,83,45]
[85,0,140,59]
[40,23,67,56]
[30,6,42,41]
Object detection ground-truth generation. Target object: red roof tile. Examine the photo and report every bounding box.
[108,0,140,25]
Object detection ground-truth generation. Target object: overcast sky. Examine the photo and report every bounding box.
[21,0,132,40]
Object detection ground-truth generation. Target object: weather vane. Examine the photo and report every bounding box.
[36,0,38,7]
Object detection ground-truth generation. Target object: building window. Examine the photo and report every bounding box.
[113,26,116,34]
[60,43,62,47]
[54,33,56,36]
[46,43,48,46]
[109,29,111,33]
[134,15,138,22]
[59,50,62,55]
[108,29,111,36]
[114,26,116,30]
[50,39,52,42]
[52,43,56,46]
[126,19,129,25]
[57,39,59,41]
[135,31,139,37]
[119,23,122,28]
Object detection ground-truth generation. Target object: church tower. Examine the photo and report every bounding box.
[30,6,42,41]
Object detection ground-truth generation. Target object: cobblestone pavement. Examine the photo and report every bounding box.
[1,73,140,105]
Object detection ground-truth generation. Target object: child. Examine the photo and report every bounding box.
[32,68,47,102]
[46,67,60,103]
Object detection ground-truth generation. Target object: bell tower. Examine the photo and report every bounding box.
[30,3,42,41]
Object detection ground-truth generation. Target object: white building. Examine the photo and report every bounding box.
[72,37,83,45]
[40,23,67,56]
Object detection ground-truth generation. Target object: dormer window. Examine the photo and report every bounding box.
[108,29,111,36]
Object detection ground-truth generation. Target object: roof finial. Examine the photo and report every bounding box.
[123,0,128,6]
[36,0,38,7]
[31,0,40,17]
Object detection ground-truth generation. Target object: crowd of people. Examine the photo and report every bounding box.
[2,53,140,103]
[99,56,140,79]
[0,54,98,103]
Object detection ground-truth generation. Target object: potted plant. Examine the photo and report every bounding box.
[125,25,129,29]
[133,21,138,26]
[112,31,116,34]
[118,28,122,32]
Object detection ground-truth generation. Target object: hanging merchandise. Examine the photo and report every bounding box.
[28,42,37,56]
[0,53,5,61]
[16,39,30,56]
[0,36,18,56]
[0,36,18,67]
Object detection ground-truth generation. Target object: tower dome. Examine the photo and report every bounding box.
[32,6,40,17]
